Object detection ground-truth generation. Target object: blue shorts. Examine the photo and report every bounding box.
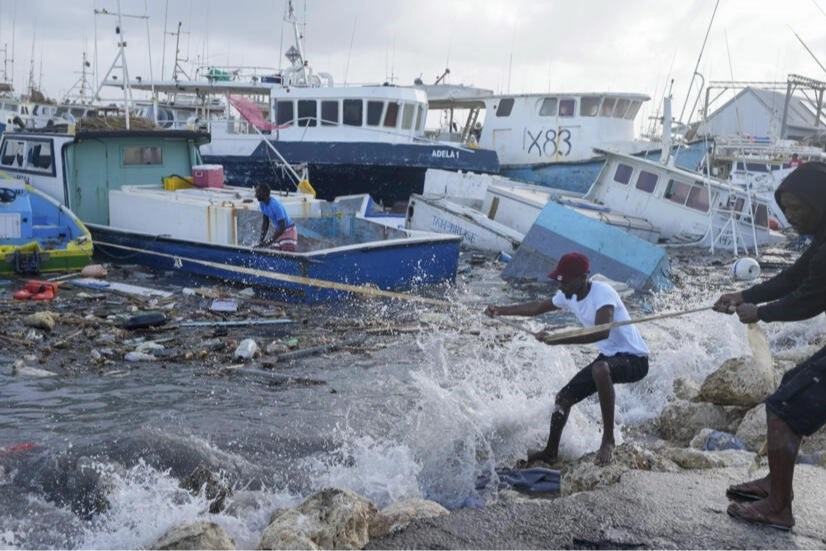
[557,353,649,405]
[765,344,826,437]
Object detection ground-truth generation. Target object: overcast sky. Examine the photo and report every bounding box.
[2,0,826,130]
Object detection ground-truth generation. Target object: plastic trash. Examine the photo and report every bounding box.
[233,338,259,360]
[123,312,168,330]
[701,430,749,451]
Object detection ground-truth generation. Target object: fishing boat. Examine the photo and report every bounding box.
[418,84,660,194]
[0,126,462,302]
[406,168,659,254]
[695,134,826,227]
[114,2,499,207]
[0,177,93,275]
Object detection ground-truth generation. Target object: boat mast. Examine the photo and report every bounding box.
[94,0,146,129]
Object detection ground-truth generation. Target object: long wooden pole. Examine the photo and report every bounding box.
[538,305,713,343]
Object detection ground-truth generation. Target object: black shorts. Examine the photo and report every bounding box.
[765,344,826,437]
[557,353,649,405]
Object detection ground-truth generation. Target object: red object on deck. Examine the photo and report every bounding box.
[192,164,225,188]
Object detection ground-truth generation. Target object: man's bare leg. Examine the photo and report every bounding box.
[592,361,615,466]
[527,399,570,464]
[729,410,800,529]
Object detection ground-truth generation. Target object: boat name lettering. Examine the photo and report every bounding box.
[432,149,459,159]
[525,128,572,158]
[431,216,475,243]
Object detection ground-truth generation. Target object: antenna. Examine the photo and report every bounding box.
[676,0,719,131]
[93,0,148,129]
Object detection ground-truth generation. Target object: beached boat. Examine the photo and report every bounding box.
[419,84,660,194]
[0,177,93,275]
[404,169,667,291]
[115,3,499,207]
[0,126,462,302]
[407,169,660,254]
[695,134,826,227]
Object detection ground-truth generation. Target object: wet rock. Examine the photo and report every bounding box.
[258,487,377,550]
[657,400,747,444]
[180,464,232,514]
[561,443,676,496]
[698,356,774,407]
[150,521,236,550]
[369,498,450,539]
[672,377,700,401]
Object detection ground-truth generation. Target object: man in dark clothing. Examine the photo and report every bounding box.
[713,161,826,531]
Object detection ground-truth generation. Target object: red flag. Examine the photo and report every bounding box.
[227,95,283,131]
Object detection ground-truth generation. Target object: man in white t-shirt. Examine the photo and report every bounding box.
[485,252,650,466]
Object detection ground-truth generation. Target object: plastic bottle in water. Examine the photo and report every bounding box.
[234,338,259,360]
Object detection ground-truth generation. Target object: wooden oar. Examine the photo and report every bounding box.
[538,305,714,343]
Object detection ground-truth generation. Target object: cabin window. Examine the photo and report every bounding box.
[558,99,575,117]
[0,138,26,167]
[613,98,630,118]
[600,98,616,117]
[343,99,362,126]
[613,163,633,185]
[275,101,294,126]
[297,100,317,127]
[26,141,54,171]
[123,146,163,166]
[753,203,769,227]
[495,98,514,117]
[635,170,658,193]
[687,185,709,212]
[366,101,384,126]
[580,97,600,117]
[539,98,558,116]
[384,102,400,128]
[664,179,710,212]
[664,180,691,204]
[624,100,642,120]
[401,103,415,129]
[321,100,339,126]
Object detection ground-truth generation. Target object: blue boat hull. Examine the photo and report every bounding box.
[202,141,500,206]
[501,200,672,292]
[88,224,461,303]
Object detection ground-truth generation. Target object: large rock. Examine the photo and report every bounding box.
[657,401,747,444]
[258,487,377,550]
[561,443,677,496]
[369,498,450,539]
[698,356,775,407]
[734,404,766,452]
[150,521,235,550]
[662,447,754,470]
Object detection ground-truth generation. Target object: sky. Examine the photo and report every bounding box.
[2,0,826,132]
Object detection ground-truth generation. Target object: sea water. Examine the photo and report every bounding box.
[0,260,821,549]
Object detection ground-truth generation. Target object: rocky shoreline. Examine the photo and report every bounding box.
[4,243,826,549]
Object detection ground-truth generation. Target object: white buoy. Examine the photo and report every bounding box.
[732,257,761,281]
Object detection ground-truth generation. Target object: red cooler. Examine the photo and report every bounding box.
[192,164,225,188]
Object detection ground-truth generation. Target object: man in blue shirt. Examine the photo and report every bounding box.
[255,184,297,251]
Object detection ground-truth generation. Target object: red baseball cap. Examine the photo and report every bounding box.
[548,252,590,282]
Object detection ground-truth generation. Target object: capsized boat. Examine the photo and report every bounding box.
[0,126,461,302]
[0,177,92,275]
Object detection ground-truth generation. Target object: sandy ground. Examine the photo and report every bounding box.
[367,465,826,550]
